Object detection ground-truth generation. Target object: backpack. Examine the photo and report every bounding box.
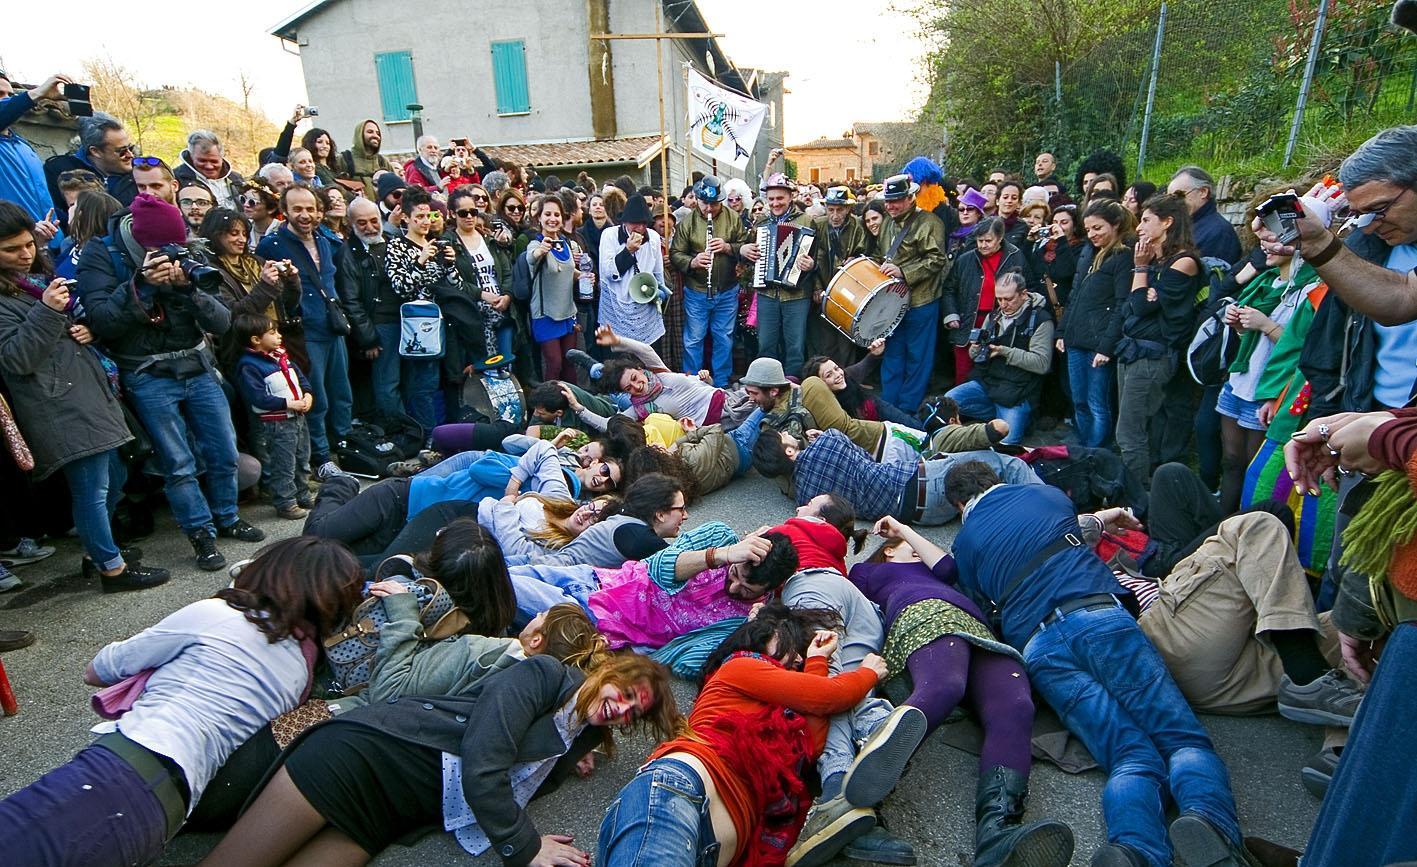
[1022,445,1146,512]
[363,409,424,461]
[322,561,470,695]
[335,418,407,478]
[399,300,445,358]
[1186,292,1239,386]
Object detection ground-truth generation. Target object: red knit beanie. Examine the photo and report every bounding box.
[129,193,188,249]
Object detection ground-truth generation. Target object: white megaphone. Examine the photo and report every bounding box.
[627,271,661,304]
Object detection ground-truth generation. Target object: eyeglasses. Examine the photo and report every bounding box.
[471,194,489,202]
[505,204,525,213]
[455,208,478,218]
[389,190,403,200]
[726,196,742,203]
[241,195,264,207]
[1351,187,1413,228]
[132,156,163,168]
[1171,187,1197,198]
[179,198,212,208]
[114,145,138,157]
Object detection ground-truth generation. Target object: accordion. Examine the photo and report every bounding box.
[752,223,816,291]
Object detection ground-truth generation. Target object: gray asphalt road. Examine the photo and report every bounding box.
[0,472,1324,865]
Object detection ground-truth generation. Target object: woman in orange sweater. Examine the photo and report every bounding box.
[597,603,885,867]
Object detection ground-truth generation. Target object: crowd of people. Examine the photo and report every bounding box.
[0,66,1416,867]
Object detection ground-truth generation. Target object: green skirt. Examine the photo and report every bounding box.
[882,598,1022,679]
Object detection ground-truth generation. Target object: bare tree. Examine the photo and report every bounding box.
[82,56,163,153]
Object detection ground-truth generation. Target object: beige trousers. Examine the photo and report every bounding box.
[1139,512,1323,714]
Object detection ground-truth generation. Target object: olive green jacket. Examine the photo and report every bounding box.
[670,206,751,296]
[807,214,869,296]
[877,206,948,307]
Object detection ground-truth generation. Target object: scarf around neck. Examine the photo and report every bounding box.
[628,371,667,418]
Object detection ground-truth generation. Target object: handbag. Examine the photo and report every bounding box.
[270,699,334,748]
[316,284,352,336]
[399,300,445,358]
[323,566,470,694]
[0,392,34,471]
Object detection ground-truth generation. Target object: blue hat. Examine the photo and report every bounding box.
[693,175,724,204]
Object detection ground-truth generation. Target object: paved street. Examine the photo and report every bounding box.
[0,473,1324,865]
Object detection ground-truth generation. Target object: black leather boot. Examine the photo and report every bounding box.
[975,766,1074,867]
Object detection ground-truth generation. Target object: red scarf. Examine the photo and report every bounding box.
[977,249,1003,313]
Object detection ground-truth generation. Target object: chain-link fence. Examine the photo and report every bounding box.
[915,0,1417,189]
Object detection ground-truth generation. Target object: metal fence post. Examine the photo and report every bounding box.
[1284,0,1331,167]
[1137,2,1167,180]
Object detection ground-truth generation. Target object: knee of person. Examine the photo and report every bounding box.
[1151,461,1195,487]
[1106,749,1168,784]
[1222,509,1291,543]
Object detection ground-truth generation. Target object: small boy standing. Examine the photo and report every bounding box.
[234,313,315,519]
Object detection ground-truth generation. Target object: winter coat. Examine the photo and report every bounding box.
[0,289,130,477]
[1191,200,1243,265]
[43,152,136,232]
[674,423,740,495]
[876,207,948,307]
[973,291,1055,408]
[174,152,245,210]
[1060,243,1133,357]
[1300,229,1396,415]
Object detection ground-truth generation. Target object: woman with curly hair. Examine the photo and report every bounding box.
[200,652,678,867]
[598,603,884,867]
[0,538,363,866]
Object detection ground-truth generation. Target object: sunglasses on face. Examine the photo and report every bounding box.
[131,156,162,168]
[114,145,138,157]
[506,204,525,213]
[241,195,264,207]
[471,194,489,202]
[455,208,479,218]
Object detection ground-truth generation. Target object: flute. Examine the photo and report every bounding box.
[705,215,716,295]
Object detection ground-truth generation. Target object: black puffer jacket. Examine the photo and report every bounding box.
[1060,244,1133,356]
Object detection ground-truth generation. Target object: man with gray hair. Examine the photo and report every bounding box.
[943,270,1054,445]
[1166,165,1241,264]
[257,161,295,194]
[402,134,446,192]
[43,111,136,228]
[174,129,243,209]
[482,169,509,198]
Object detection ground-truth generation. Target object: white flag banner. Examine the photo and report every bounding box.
[686,69,767,171]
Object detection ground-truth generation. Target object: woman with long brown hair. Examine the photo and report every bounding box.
[199,650,678,867]
[0,537,363,867]
[514,195,583,384]
[1115,193,1202,487]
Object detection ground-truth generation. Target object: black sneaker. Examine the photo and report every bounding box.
[0,630,35,652]
[565,348,598,375]
[101,564,171,594]
[1168,814,1256,867]
[217,518,267,543]
[189,531,227,572]
[82,545,146,582]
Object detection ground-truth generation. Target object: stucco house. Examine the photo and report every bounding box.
[269,0,786,191]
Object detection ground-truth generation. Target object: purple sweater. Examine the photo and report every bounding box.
[847,556,992,630]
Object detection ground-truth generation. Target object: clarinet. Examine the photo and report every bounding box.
[704,215,716,296]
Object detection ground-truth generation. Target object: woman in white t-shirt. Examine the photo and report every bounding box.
[447,185,516,362]
[0,537,363,867]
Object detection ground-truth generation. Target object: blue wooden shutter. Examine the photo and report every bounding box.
[374,51,417,122]
[490,40,531,114]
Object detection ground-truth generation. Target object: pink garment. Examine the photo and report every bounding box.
[91,669,154,720]
[588,561,752,650]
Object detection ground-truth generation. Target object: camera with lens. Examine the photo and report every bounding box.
[968,326,996,364]
[154,243,222,291]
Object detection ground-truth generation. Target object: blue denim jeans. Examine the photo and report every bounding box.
[304,337,354,463]
[1066,348,1115,448]
[1303,623,1417,867]
[683,287,738,387]
[881,300,939,415]
[60,449,127,571]
[945,379,1031,445]
[728,407,765,474]
[598,758,720,867]
[122,370,238,534]
[508,563,598,625]
[1022,605,1241,867]
[755,294,810,377]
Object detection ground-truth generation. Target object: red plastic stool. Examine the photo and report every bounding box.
[0,659,18,715]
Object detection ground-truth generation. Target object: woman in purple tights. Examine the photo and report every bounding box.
[848,516,1073,867]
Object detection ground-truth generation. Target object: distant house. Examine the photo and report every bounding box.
[269,0,786,192]
[786,122,924,186]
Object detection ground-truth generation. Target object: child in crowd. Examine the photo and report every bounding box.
[233,313,314,519]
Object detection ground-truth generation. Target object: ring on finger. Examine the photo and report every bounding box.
[1317,423,1331,442]
[1327,446,1341,458]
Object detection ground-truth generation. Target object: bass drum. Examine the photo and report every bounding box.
[821,257,910,347]
[459,368,526,428]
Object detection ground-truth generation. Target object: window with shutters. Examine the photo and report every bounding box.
[374,51,417,123]
[491,40,531,115]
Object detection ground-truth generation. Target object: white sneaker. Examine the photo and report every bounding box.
[0,537,55,566]
[0,564,21,592]
[314,461,350,481]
